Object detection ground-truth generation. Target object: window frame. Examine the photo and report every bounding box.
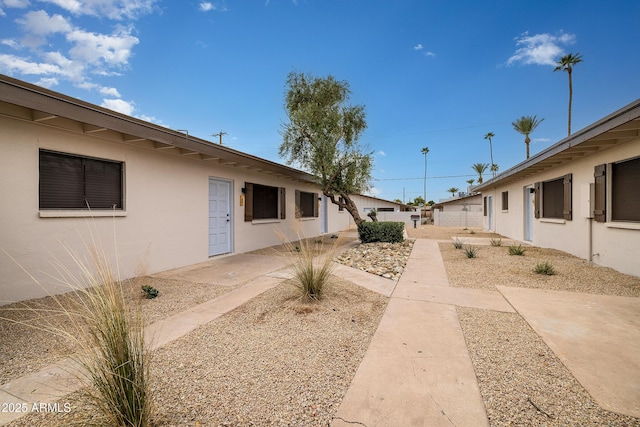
[501,191,509,211]
[534,174,572,220]
[39,149,124,211]
[244,182,286,222]
[295,190,318,218]
[596,157,640,223]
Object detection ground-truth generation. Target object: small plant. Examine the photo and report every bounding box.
[453,238,465,249]
[141,285,159,299]
[277,226,337,302]
[490,238,502,247]
[464,245,478,258]
[508,244,526,256]
[469,230,476,235]
[534,261,556,275]
[314,239,323,244]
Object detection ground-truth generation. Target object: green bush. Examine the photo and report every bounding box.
[534,261,556,275]
[141,285,159,299]
[464,245,478,258]
[490,238,502,247]
[358,221,405,243]
[508,244,526,256]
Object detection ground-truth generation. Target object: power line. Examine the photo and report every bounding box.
[373,174,476,181]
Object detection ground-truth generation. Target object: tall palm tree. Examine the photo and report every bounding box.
[421,147,429,206]
[554,52,583,136]
[490,163,499,176]
[472,163,488,184]
[512,115,544,159]
[484,132,495,174]
[447,187,459,197]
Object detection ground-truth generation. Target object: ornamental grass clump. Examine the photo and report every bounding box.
[277,225,338,302]
[464,245,478,258]
[2,238,153,427]
[453,238,465,249]
[490,238,502,247]
[508,244,526,256]
[534,261,556,275]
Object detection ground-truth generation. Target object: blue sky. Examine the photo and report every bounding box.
[1,0,639,203]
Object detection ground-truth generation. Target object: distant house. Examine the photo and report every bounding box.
[474,99,640,277]
[347,194,416,227]
[432,194,482,227]
[0,74,352,304]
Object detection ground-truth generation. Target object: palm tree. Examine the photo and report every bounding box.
[472,163,488,184]
[447,187,459,198]
[512,115,544,159]
[484,132,495,174]
[466,179,475,193]
[490,163,499,176]
[554,52,583,136]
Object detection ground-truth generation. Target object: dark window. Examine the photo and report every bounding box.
[483,197,487,216]
[536,174,572,220]
[295,190,318,218]
[244,183,285,221]
[501,191,509,211]
[39,150,123,210]
[612,157,640,222]
[377,207,394,212]
[594,164,606,222]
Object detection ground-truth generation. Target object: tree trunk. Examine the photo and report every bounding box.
[525,135,531,159]
[326,192,365,225]
[568,69,573,136]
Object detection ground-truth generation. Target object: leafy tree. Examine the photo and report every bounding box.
[490,163,499,175]
[512,115,544,159]
[413,196,425,206]
[447,187,459,197]
[427,200,434,206]
[280,71,372,224]
[393,198,403,204]
[554,52,583,136]
[484,132,495,175]
[472,163,489,184]
[466,179,475,192]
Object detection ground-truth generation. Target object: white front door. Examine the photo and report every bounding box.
[487,195,494,231]
[524,186,533,241]
[209,178,231,256]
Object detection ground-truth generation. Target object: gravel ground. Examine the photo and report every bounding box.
[3,224,640,426]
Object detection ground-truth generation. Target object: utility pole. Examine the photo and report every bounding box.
[211,130,227,145]
[421,146,429,209]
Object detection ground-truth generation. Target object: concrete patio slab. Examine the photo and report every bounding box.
[399,239,450,287]
[498,286,640,418]
[151,254,290,286]
[332,298,488,426]
[394,283,515,313]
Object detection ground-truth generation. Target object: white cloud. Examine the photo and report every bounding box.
[67,27,139,67]
[377,150,386,157]
[0,52,63,75]
[1,38,21,48]
[101,98,134,115]
[507,31,576,66]
[199,1,227,12]
[413,43,435,57]
[35,76,58,87]
[100,86,120,97]
[39,0,158,20]
[17,10,72,35]
[3,0,31,8]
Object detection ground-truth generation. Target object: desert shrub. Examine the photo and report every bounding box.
[464,245,478,258]
[508,244,526,256]
[1,244,153,427]
[534,261,556,275]
[277,227,337,302]
[358,221,404,243]
[453,238,465,249]
[141,285,159,299]
[490,238,502,247]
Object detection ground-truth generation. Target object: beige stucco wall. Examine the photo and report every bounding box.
[0,116,348,303]
[481,138,640,277]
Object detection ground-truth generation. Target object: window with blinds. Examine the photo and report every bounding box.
[39,150,123,210]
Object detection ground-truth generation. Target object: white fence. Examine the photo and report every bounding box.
[433,209,483,227]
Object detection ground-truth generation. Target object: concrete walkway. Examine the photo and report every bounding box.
[2,236,639,425]
[332,239,511,426]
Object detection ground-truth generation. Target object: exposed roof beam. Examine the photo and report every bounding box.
[83,124,108,134]
[32,110,57,122]
[123,135,147,143]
